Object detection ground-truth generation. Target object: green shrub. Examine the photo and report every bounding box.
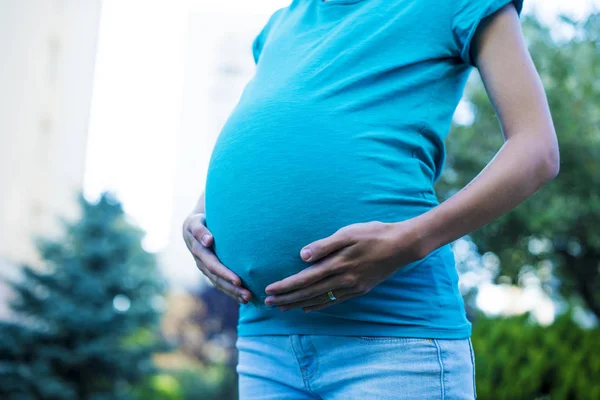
[133,363,236,400]
[471,311,600,399]
[133,374,183,400]
[169,364,237,400]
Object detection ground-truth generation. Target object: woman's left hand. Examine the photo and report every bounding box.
[263,219,428,312]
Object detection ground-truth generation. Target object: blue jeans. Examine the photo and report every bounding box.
[236,334,476,399]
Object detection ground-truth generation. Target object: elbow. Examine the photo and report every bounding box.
[541,142,560,183]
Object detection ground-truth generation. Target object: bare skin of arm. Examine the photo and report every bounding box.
[409,3,560,256]
[182,191,253,304]
[262,3,560,312]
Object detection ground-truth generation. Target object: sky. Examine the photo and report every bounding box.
[84,0,598,320]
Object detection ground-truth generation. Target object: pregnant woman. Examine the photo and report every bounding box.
[182,0,559,398]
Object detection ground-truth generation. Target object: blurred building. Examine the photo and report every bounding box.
[160,2,288,290]
[0,0,103,317]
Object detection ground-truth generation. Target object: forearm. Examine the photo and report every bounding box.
[406,132,559,256]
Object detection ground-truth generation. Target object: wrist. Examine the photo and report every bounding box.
[412,209,445,257]
[389,212,438,261]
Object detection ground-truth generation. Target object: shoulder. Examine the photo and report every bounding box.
[452,0,525,66]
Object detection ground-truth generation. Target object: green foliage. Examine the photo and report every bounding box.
[133,374,182,400]
[471,310,600,399]
[0,191,168,400]
[133,364,237,400]
[168,364,237,400]
[439,12,600,317]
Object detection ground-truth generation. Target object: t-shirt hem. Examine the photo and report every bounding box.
[237,318,472,339]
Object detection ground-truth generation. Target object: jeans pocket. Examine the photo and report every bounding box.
[358,336,434,344]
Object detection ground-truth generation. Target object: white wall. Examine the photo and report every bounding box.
[0,0,102,317]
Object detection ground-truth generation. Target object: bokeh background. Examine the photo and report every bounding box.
[1,0,599,399]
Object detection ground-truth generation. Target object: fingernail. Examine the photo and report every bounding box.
[201,234,211,245]
[238,296,247,304]
[301,248,312,261]
[241,294,249,301]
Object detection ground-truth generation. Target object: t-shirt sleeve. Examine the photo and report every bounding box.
[251,8,285,65]
[452,0,524,66]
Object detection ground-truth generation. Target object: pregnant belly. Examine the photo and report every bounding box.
[205,198,358,309]
[204,101,437,309]
[205,152,368,309]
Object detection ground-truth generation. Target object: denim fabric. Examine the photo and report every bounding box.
[236,334,476,399]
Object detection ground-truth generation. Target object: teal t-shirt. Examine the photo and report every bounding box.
[205,0,523,338]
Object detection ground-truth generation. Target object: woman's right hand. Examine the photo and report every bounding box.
[182,212,252,305]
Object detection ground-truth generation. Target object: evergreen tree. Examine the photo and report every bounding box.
[0,191,168,400]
